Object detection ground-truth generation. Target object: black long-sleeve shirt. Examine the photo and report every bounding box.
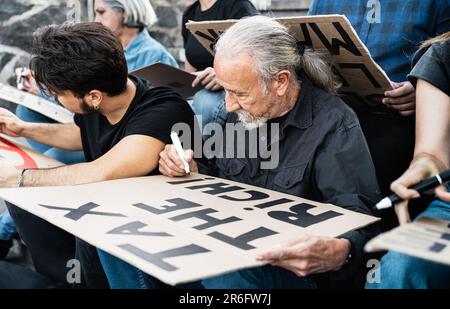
[198,76,381,279]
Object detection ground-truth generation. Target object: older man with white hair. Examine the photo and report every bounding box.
[105,16,381,289]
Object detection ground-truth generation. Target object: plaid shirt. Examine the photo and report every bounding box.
[308,0,450,82]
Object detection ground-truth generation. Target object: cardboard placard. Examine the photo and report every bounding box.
[0,134,62,169]
[130,63,203,99]
[365,217,450,266]
[0,83,74,124]
[0,173,379,285]
[186,15,392,108]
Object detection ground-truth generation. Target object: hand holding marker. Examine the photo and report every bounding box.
[170,132,190,174]
[376,169,450,210]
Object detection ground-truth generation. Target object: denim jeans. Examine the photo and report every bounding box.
[366,199,450,289]
[0,211,16,241]
[190,89,227,136]
[99,248,317,289]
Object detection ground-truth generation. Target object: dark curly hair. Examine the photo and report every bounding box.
[30,22,128,98]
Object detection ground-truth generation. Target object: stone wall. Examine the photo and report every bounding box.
[0,0,311,109]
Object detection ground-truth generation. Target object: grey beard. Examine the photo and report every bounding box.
[236,110,268,130]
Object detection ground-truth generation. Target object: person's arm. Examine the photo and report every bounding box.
[391,79,450,224]
[0,107,82,151]
[0,135,165,187]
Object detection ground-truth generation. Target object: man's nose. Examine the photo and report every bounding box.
[225,92,240,112]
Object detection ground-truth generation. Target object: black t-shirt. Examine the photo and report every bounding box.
[408,39,450,96]
[74,76,195,175]
[182,0,258,71]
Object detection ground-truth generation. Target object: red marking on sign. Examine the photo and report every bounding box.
[0,137,38,169]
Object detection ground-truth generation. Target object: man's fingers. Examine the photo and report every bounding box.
[436,185,450,202]
[159,159,186,177]
[384,82,414,98]
[257,247,302,261]
[399,110,416,117]
[394,200,412,225]
[204,79,220,91]
[184,149,195,162]
[384,95,416,106]
[258,238,312,261]
[199,72,216,88]
[159,147,187,174]
[192,69,213,87]
[385,97,416,108]
[390,179,421,201]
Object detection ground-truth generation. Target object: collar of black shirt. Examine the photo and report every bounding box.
[272,75,314,137]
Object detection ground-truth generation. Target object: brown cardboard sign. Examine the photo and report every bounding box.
[0,83,74,124]
[0,134,62,169]
[130,63,203,99]
[186,15,392,108]
[0,173,379,285]
[365,217,450,266]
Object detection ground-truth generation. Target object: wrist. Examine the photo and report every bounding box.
[411,153,448,174]
[18,121,33,138]
[17,168,30,187]
[334,238,352,270]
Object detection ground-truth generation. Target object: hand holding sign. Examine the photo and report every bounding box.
[257,235,351,277]
[192,67,223,92]
[159,145,198,177]
[383,81,416,116]
[0,108,27,138]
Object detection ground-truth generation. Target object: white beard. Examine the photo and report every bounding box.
[237,110,268,130]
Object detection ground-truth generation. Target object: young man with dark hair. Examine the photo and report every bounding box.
[0,22,196,288]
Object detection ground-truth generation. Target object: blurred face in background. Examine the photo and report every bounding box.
[94,0,124,36]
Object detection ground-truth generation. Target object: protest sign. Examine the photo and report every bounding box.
[130,63,203,99]
[0,134,62,169]
[0,83,74,124]
[0,173,379,285]
[365,216,450,266]
[186,15,392,108]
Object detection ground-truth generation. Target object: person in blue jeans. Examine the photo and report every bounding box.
[308,0,450,232]
[367,34,450,289]
[0,0,178,261]
[182,0,258,134]
[101,16,381,289]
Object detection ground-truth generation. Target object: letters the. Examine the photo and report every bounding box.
[209,227,278,250]
[118,244,210,272]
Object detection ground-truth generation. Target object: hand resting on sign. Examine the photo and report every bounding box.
[159,144,198,177]
[257,234,351,277]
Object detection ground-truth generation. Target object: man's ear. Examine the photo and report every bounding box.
[86,90,103,109]
[274,70,291,96]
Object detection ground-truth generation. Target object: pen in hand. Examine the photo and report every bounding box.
[170,132,190,175]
